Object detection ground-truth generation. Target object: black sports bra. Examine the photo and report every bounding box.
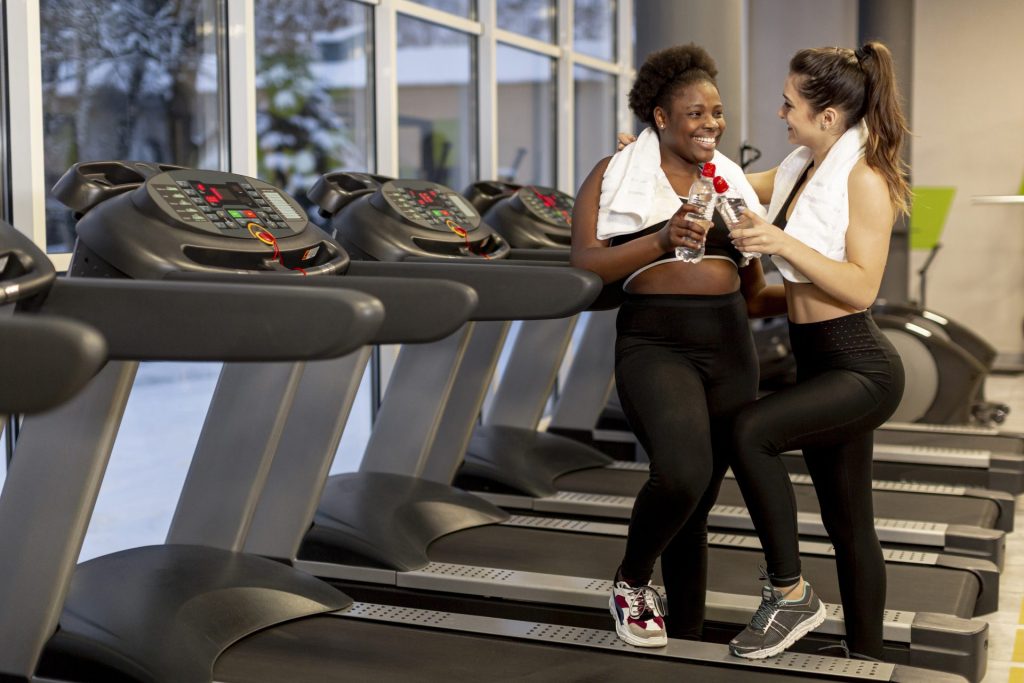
[772,164,813,230]
[609,209,747,284]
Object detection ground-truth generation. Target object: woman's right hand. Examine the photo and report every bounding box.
[616,131,638,151]
[659,203,710,252]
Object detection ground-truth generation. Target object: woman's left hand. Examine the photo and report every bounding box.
[729,209,791,256]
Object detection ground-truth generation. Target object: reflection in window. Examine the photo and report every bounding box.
[40,0,223,254]
[574,0,616,62]
[0,21,7,221]
[573,65,616,190]
[397,17,476,190]
[496,0,555,43]
[255,1,373,215]
[403,0,473,19]
[496,44,555,186]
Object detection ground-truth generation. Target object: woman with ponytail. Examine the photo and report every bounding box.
[724,41,910,660]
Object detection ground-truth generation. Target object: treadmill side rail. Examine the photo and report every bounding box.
[333,601,916,681]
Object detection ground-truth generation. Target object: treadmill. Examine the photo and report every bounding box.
[758,304,1024,493]
[450,181,1012,567]
[223,173,987,681]
[547,302,1024,496]
[4,162,938,683]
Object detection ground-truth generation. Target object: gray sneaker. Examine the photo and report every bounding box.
[729,582,827,659]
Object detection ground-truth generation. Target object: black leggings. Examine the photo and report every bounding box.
[615,291,759,639]
[730,311,904,658]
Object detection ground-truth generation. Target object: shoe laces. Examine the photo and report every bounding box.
[625,584,666,620]
[748,585,781,633]
[817,640,850,658]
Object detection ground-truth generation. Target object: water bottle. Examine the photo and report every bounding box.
[675,162,717,263]
[713,175,759,267]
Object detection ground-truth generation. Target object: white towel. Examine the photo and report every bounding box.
[596,127,764,241]
[768,120,868,283]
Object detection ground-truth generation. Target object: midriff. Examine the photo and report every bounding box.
[785,281,863,323]
[624,258,740,296]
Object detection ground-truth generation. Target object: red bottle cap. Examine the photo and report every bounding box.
[713,176,729,193]
[701,162,716,177]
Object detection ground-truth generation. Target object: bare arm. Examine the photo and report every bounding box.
[570,157,707,284]
[738,259,787,318]
[744,167,778,205]
[730,160,895,310]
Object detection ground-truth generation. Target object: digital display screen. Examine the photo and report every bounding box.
[527,186,573,212]
[524,186,573,225]
[403,187,446,210]
[192,181,256,208]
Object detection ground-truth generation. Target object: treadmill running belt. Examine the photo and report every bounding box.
[214,615,803,682]
[428,525,980,618]
[554,468,999,528]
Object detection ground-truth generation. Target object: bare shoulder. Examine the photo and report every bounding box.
[576,156,615,203]
[848,159,888,200]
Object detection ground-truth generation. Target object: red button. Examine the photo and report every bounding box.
[243,210,257,218]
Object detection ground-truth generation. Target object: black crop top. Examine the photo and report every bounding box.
[609,210,746,269]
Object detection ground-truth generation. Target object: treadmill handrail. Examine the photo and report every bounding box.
[346,259,601,320]
[37,278,385,361]
[0,316,106,414]
[166,271,478,344]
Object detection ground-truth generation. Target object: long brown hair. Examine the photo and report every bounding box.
[790,42,911,216]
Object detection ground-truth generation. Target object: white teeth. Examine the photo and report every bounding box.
[694,136,716,145]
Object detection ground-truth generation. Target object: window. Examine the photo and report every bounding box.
[397,15,476,190]
[405,0,474,19]
[40,0,224,253]
[497,0,555,43]
[496,44,555,185]
[254,1,374,214]
[574,0,616,61]
[573,64,616,189]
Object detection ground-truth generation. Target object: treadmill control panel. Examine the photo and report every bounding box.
[144,170,307,239]
[375,179,481,235]
[515,186,573,229]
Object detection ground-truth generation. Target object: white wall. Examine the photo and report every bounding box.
[911,0,1024,353]
[746,0,857,173]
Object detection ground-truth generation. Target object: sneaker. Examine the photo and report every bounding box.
[609,581,667,647]
[729,581,827,659]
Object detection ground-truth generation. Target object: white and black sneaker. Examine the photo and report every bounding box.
[609,581,667,647]
[729,581,827,659]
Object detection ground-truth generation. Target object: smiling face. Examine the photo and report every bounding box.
[778,74,823,146]
[655,80,724,166]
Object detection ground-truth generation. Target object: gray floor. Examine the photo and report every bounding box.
[1,362,1022,680]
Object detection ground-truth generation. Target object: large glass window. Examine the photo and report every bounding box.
[405,0,474,19]
[496,0,555,43]
[574,0,616,61]
[397,16,476,190]
[40,0,224,253]
[254,1,374,213]
[0,14,8,222]
[573,64,616,189]
[496,44,555,185]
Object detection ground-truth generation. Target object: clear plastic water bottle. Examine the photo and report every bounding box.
[675,162,717,263]
[713,175,759,267]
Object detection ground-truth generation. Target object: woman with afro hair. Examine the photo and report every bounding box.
[571,43,783,648]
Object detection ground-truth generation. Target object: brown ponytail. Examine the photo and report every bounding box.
[790,42,911,216]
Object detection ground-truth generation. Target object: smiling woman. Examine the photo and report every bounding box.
[569,43,786,648]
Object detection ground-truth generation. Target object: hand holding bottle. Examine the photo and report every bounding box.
[677,163,717,263]
[660,202,710,256]
[713,176,759,266]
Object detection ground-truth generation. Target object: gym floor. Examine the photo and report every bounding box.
[981,374,1024,683]
[2,362,1023,680]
